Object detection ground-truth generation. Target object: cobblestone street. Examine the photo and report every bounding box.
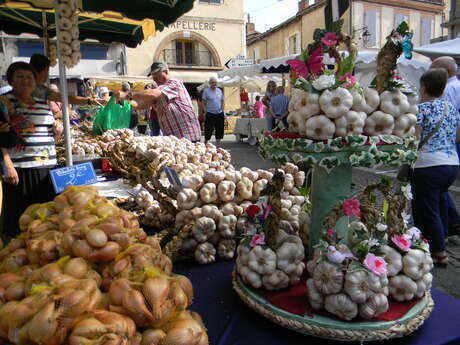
[219,135,460,300]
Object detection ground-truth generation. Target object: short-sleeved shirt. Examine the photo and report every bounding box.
[32,84,53,101]
[154,78,201,142]
[202,87,223,114]
[443,76,460,112]
[0,92,56,168]
[415,99,460,168]
[254,100,264,118]
[270,94,290,116]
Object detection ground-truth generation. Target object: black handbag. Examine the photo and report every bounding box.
[397,100,449,182]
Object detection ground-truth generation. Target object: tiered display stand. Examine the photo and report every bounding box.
[231,134,434,342]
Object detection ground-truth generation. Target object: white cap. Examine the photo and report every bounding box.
[99,86,109,94]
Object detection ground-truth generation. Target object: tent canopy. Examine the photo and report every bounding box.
[222,51,429,90]
[88,75,154,91]
[0,0,195,30]
[414,38,460,60]
[0,2,156,47]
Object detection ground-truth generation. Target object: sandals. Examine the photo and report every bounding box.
[431,253,449,267]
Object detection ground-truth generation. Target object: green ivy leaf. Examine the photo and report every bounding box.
[383,199,389,223]
[396,21,410,35]
[313,28,326,41]
[331,19,344,34]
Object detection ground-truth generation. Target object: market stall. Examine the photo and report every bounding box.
[234,117,268,145]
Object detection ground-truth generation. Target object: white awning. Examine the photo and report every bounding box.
[414,38,460,59]
[217,64,261,78]
[169,70,218,84]
[197,75,282,92]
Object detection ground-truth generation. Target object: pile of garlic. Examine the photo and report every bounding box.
[56,0,81,68]
[129,162,309,265]
[287,88,418,140]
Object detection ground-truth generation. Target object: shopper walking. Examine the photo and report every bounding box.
[411,68,460,267]
[430,56,460,236]
[269,86,290,129]
[116,62,201,142]
[203,77,224,144]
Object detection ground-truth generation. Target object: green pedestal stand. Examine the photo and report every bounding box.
[258,134,418,253]
[310,163,352,253]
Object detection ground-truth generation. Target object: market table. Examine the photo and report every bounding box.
[173,260,460,345]
[224,116,241,134]
[234,118,267,145]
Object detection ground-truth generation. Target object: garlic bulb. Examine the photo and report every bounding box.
[324,293,358,321]
[312,261,344,294]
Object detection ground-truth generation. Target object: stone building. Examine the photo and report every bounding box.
[247,0,448,62]
[126,0,245,104]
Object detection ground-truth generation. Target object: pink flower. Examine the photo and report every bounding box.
[391,235,412,252]
[339,73,357,88]
[321,32,338,46]
[363,253,387,276]
[393,75,402,80]
[342,199,361,216]
[326,229,334,237]
[287,59,309,79]
[308,47,324,75]
[250,233,265,247]
[327,245,353,264]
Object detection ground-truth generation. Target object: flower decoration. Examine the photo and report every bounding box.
[339,73,357,88]
[401,211,411,227]
[250,233,266,247]
[312,74,336,91]
[363,253,387,276]
[287,59,308,79]
[321,32,338,46]
[246,204,262,218]
[391,235,411,252]
[405,226,421,240]
[308,47,325,75]
[326,229,334,237]
[342,198,360,217]
[327,245,353,264]
[401,184,413,200]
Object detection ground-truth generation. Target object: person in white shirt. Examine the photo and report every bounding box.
[202,76,224,144]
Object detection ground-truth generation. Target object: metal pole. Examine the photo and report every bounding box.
[54,0,73,166]
[42,11,50,86]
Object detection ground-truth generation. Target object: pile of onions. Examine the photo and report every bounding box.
[108,269,193,328]
[0,186,208,345]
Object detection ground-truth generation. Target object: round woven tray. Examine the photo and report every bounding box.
[232,270,434,342]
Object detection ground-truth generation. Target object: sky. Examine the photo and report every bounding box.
[245,0,300,33]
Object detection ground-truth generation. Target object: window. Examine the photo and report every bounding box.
[421,17,433,46]
[199,0,222,3]
[175,40,194,65]
[161,39,213,67]
[394,13,409,28]
[364,9,380,48]
[289,33,301,55]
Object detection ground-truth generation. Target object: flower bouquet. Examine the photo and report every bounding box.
[286,19,418,140]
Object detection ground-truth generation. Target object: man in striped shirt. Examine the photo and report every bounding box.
[116,62,201,142]
[269,86,290,130]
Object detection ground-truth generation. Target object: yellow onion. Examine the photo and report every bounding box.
[86,229,108,248]
[0,273,22,289]
[142,277,170,319]
[72,240,92,258]
[60,231,75,255]
[109,233,130,250]
[0,287,5,305]
[59,289,91,318]
[87,242,121,262]
[68,317,106,339]
[109,279,132,306]
[0,301,19,338]
[142,329,166,345]
[54,194,70,211]
[5,281,25,301]
[64,258,89,279]
[58,207,74,221]
[98,220,123,236]
[160,319,203,345]
[158,255,173,275]
[73,208,92,221]
[87,270,102,288]
[8,238,26,251]
[2,248,28,272]
[92,204,119,219]
[59,218,77,232]
[67,190,94,207]
[122,290,153,324]
[72,215,100,231]
[26,301,58,344]
[92,309,136,335]
[174,276,193,306]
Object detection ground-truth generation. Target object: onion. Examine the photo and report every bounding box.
[73,209,92,221]
[87,242,120,262]
[5,281,25,301]
[160,321,200,345]
[142,277,169,318]
[54,194,70,211]
[68,191,93,207]
[64,258,88,279]
[158,255,173,275]
[101,277,112,292]
[72,240,92,258]
[0,273,22,289]
[60,289,91,317]
[174,276,194,305]
[0,287,5,305]
[27,301,58,344]
[98,223,123,236]
[86,229,108,248]
[18,214,33,231]
[72,216,100,231]
[86,270,102,288]
[108,279,132,306]
[69,317,106,338]
[59,219,77,232]
[58,207,74,221]
[142,329,166,345]
[109,233,130,249]
[8,238,26,250]
[112,258,130,275]
[122,289,153,322]
[92,204,118,218]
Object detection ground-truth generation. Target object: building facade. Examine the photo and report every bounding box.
[442,0,460,39]
[247,0,447,62]
[126,0,245,102]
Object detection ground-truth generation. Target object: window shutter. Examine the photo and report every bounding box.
[421,18,432,45]
[284,37,290,55]
[365,10,377,47]
[295,32,302,54]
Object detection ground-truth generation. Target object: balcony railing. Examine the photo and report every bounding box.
[161,49,214,67]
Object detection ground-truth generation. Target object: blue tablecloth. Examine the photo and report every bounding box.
[173,260,460,345]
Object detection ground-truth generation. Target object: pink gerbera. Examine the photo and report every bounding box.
[339,73,357,88]
[287,59,308,79]
[321,32,338,46]
[342,198,361,217]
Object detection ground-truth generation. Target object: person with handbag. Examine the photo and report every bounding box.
[411,68,460,267]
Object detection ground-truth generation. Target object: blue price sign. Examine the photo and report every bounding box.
[50,162,98,193]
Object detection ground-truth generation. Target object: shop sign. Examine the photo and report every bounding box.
[170,20,217,31]
[225,57,254,69]
[50,162,98,193]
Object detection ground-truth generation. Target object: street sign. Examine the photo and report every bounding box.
[50,162,98,193]
[225,57,254,69]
